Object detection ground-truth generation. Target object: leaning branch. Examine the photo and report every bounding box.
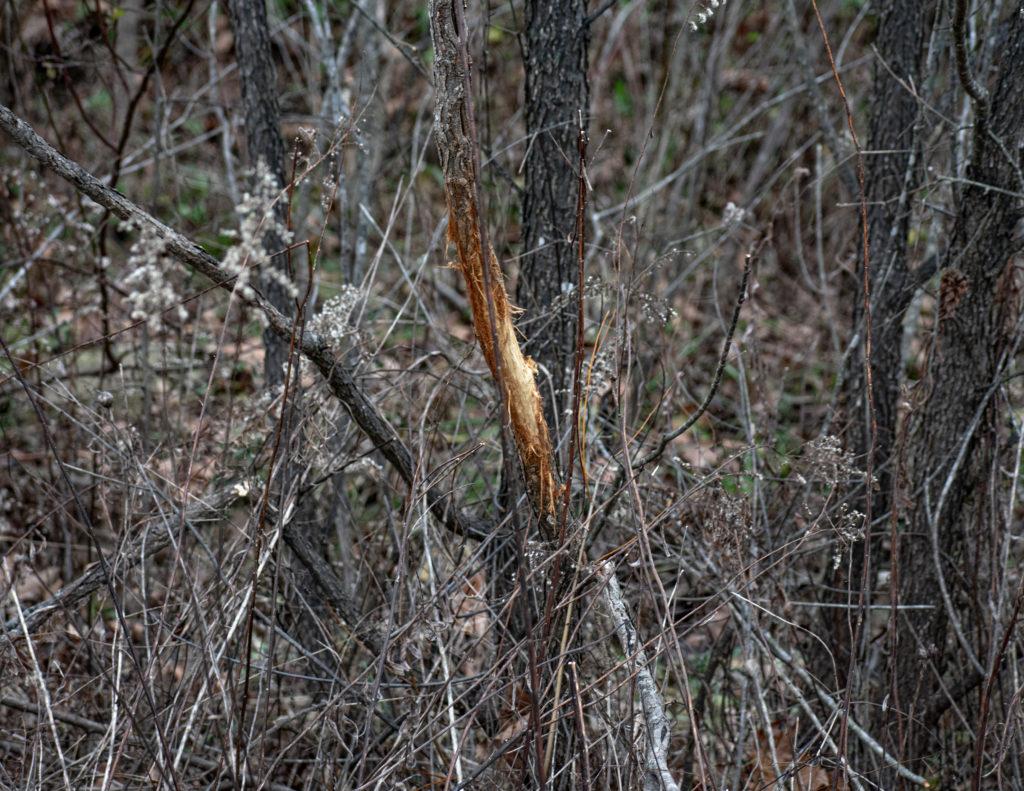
[0,103,487,545]
[598,563,681,791]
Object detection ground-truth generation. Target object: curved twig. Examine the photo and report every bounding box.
[634,239,759,473]
[952,0,989,118]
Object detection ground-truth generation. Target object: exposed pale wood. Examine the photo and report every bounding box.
[427,0,557,521]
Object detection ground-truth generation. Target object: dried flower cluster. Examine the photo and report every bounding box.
[122,221,188,330]
[638,289,679,324]
[698,484,753,573]
[309,283,362,347]
[722,201,746,229]
[221,160,297,302]
[690,0,726,31]
[803,434,864,489]
[833,500,866,545]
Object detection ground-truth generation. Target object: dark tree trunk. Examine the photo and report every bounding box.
[226,0,290,388]
[227,0,325,664]
[514,10,589,783]
[517,0,589,441]
[826,0,937,687]
[898,9,1024,781]
[843,0,936,519]
[501,0,590,655]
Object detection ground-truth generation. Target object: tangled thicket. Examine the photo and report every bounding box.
[1,1,1023,790]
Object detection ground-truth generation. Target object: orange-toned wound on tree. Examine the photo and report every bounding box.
[444,176,557,519]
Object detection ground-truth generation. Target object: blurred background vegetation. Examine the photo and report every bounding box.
[1,0,1023,788]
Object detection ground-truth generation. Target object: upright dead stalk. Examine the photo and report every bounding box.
[426,5,681,790]
[427,0,557,521]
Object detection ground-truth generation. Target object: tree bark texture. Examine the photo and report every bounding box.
[226,0,291,388]
[843,0,936,517]
[899,8,1024,778]
[518,0,589,438]
[828,0,937,688]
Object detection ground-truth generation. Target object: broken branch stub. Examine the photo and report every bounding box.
[428,0,557,521]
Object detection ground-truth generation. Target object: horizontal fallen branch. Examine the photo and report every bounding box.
[2,485,240,640]
[0,694,298,791]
